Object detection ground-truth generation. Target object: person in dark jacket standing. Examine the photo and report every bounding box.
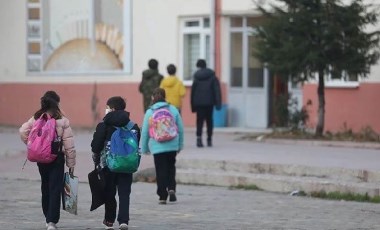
[139,59,164,112]
[91,96,140,230]
[191,59,221,147]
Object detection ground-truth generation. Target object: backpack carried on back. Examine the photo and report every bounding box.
[27,113,60,163]
[105,121,141,173]
[149,106,178,142]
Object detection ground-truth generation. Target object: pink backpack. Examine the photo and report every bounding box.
[27,113,58,163]
[149,107,178,142]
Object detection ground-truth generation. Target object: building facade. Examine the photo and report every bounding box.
[0,0,379,133]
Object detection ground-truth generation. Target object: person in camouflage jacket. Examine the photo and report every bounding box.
[139,59,164,111]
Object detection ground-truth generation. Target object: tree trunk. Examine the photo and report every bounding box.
[316,69,325,137]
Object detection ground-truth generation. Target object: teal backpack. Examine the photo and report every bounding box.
[105,121,141,173]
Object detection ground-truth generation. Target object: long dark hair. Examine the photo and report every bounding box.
[34,91,63,120]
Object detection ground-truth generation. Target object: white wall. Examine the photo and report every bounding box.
[221,0,380,83]
[222,0,255,14]
[0,0,27,83]
[1,0,379,83]
[0,0,210,84]
[133,0,210,80]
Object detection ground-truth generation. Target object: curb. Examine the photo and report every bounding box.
[255,138,380,150]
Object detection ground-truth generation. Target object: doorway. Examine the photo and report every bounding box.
[228,17,269,128]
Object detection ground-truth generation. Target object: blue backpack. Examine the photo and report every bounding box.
[105,121,141,173]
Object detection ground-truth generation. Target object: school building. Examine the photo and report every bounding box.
[0,0,379,133]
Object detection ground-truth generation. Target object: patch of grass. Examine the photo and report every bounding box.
[230,184,261,191]
[310,191,380,203]
[239,125,380,143]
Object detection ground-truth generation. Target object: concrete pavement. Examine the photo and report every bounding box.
[1,127,380,191]
[1,127,380,229]
[1,178,380,230]
[2,127,380,171]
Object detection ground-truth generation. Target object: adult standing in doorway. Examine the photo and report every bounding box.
[139,59,164,112]
[190,59,221,147]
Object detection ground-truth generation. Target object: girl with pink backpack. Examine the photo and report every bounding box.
[19,91,76,230]
[141,88,184,204]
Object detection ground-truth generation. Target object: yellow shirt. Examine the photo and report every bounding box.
[160,76,186,109]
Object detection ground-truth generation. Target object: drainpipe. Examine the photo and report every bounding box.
[89,0,95,55]
[215,0,222,78]
[210,0,222,78]
[210,0,216,70]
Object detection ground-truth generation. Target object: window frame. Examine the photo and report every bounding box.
[325,66,360,88]
[180,17,211,86]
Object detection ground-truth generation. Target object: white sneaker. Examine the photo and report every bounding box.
[103,220,114,230]
[47,222,57,230]
[119,223,128,230]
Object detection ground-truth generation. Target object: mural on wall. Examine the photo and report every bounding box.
[26,0,128,73]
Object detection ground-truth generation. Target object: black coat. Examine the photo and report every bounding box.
[91,110,141,163]
[190,68,222,112]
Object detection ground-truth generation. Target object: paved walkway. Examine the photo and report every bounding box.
[1,128,380,182]
[1,178,379,230]
[1,127,380,229]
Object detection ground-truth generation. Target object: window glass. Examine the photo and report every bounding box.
[248,35,264,87]
[231,17,243,27]
[205,35,211,67]
[183,34,200,80]
[182,18,211,81]
[247,16,266,27]
[230,33,243,87]
[248,68,264,87]
[203,18,210,28]
[185,21,200,27]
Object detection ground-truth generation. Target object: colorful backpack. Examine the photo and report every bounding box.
[105,121,141,173]
[27,113,58,163]
[149,106,178,142]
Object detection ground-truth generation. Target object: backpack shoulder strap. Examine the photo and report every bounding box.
[126,121,135,130]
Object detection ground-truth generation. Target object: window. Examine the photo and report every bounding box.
[231,17,243,28]
[324,66,360,88]
[26,0,132,74]
[181,18,211,81]
[230,32,243,87]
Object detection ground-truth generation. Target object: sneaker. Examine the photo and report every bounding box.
[103,220,114,230]
[159,199,167,204]
[119,223,128,230]
[168,190,177,202]
[47,222,57,230]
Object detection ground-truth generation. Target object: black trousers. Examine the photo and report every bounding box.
[196,106,214,138]
[153,152,177,200]
[37,156,64,224]
[104,169,133,225]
